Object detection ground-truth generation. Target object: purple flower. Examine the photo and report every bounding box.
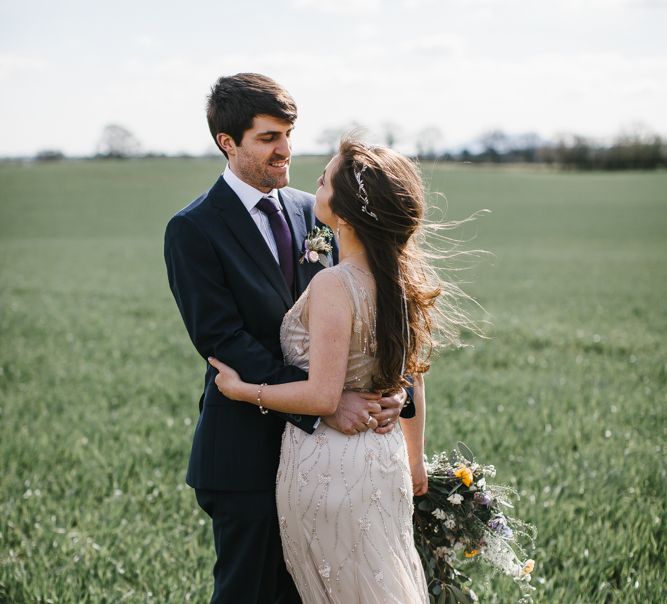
[488,515,513,539]
[474,491,494,507]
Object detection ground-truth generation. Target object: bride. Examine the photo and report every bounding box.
[209,138,460,602]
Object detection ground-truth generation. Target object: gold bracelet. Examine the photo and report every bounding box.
[257,383,269,415]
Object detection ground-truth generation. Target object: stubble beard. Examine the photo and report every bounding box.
[237,153,289,192]
[259,170,289,191]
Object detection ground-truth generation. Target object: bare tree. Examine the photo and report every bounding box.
[415,126,443,159]
[317,122,368,153]
[478,130,510,162]
[381,122,403,148]
[616,121,658,145]
[35,149,65,161]
[317,127,347,154]
[96,124,142,158]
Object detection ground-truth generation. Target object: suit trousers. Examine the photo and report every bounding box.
[195,489,302,604]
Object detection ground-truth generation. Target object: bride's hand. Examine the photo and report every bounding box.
[207,356,242,399]
[410,458,428,496]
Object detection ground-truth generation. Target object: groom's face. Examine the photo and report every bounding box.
[224,114,293,193]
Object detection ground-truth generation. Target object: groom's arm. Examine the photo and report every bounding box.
[164,214,318,433]
[400,377,416,418]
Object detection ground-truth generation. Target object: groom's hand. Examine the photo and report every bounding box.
[373,389,407,435]
[322,391,382,435]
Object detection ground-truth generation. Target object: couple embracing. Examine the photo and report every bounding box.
[164,73,459,603]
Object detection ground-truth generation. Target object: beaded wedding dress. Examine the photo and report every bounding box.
[276,263,428,603]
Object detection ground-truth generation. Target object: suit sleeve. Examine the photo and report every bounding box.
[164,213,318,433]
[400,376,416,418]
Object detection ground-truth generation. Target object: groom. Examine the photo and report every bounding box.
[164,73,413,603]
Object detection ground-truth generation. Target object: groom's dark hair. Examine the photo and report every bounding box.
[207,73,298,158]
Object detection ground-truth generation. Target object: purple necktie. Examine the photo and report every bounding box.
[256,196,294,290]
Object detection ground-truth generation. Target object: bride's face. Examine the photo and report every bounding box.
[315,153,341,227]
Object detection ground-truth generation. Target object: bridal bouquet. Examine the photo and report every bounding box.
[413,443,536,603]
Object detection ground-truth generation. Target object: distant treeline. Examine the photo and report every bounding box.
[428,132,667,171]
[26,124,667,171]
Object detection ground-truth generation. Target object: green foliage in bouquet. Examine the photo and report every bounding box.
[413,443,536,603]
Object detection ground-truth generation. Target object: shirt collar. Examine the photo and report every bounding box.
[223,165,279,212]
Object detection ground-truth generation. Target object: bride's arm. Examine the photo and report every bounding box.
[210,270,353,416]
[400,372,428,495]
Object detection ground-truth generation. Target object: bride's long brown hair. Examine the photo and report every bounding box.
[329,138,482,392]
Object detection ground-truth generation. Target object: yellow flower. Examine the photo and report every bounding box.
[464,548,480,558]
[522,559,535,575]
[454,465,474,487]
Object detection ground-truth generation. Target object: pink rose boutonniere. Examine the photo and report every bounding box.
[299,226,333,268]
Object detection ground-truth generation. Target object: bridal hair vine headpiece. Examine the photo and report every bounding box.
[353,163,379,221]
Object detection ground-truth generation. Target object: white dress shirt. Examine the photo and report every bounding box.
[223,165,282,264]
[223,165,319,427]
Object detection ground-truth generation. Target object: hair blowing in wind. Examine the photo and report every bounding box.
[330,137,487,392]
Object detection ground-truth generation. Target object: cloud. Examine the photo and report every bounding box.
[290,0,381,14]
[0,53,49,80]
[556,0,666,7]
[401,34,466,56]
[134,34,161,49]
[2,0,666,156]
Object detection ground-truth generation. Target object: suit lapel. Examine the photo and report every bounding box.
[209,176,293,308]
[279,188,310,296]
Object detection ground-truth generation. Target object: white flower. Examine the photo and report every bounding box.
[307,250,319,263]
[444,517,457,530]
[432,508,447,520]
[447,493,464,505]
[434,546,449,559]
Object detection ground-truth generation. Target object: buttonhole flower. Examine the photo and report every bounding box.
[300,226,334,267]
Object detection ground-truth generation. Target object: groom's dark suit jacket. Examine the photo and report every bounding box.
[165,173,415,493]
[164,175,327,492]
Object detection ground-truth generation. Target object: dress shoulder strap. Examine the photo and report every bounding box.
[330,263,377,354]
[330,264,373,308]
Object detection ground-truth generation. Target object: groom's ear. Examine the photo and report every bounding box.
[216,133,236,157]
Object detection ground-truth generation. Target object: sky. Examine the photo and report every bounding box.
[1,0,666,157]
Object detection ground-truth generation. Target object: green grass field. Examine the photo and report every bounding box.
[1,158,665,603]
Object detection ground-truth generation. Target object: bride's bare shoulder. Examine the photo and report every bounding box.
[308,267,353,311]
[309,265,345,290]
